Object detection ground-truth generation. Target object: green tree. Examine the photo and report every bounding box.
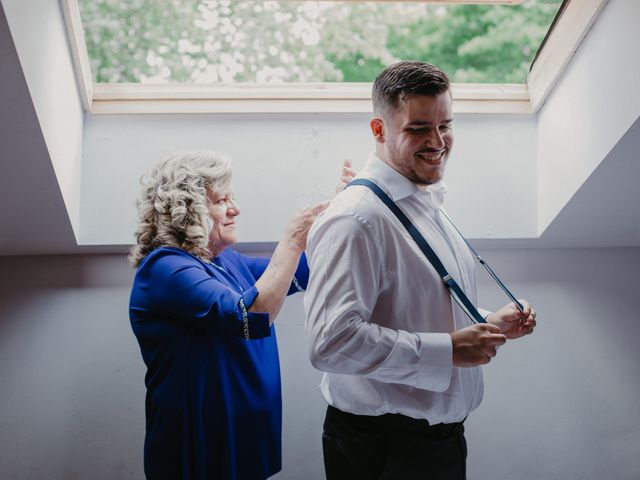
[78,0,562,84]
[386,1,561,83]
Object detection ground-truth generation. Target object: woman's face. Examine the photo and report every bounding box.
[206,188,240,256]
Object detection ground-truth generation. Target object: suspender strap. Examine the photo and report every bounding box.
[347,178,486,324]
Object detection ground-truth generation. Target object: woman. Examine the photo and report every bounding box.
[129,151,352,479]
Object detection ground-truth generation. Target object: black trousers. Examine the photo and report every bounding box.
[322,405,467,480]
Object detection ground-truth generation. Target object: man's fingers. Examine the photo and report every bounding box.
[491,334,507,347]
[476,323,507,346]
[478,323,501,334]
[521,310,536,329]
[517,299,532,316]
[476,322,507,344]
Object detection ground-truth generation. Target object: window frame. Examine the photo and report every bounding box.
[62,0,608,115]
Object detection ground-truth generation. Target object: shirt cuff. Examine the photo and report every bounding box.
[233,286,270,340]
[478,307,492,321]
[413,332,453,392]
[288,252,309,295]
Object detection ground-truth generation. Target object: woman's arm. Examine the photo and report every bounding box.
[237,251,308,295]
[133,248,271,339]
[249,201,328,324]
[248,159,354,323]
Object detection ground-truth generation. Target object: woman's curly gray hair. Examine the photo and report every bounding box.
[129,150,233,267]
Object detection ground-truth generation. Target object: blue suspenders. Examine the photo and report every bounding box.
[347,178,487,324]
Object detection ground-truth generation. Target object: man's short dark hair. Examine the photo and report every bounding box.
[372,61,450,117]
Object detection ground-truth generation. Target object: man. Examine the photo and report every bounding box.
[304,61,537,479]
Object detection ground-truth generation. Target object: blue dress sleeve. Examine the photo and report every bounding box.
[289,252,309,294]
[138,249,270,339]
[233,251,309,295]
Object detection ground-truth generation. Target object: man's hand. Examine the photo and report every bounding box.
[486,300,537,340]
[450,323,507,367]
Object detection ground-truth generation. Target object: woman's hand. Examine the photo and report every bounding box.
[283,201,330,253]
[251,200,329,324]
[335,159,358,194]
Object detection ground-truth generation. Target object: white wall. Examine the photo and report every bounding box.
[3,0,638,252]
[75,0,640,249]
[467,247,640,480]
[1,248,639,479]
[80,112,537,246]
[1,0,84,236]
[537,0,640,233]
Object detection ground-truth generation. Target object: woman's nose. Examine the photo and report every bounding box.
[228,199,240,216]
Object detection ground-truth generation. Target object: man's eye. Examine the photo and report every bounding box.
[440,124,452,131]
[408,128,425,134]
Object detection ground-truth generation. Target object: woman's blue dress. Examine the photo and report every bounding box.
[129,246,308,479]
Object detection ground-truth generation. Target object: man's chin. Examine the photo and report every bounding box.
[411,171,443,186]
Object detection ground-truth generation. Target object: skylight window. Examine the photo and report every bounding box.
[76,0,562,85]
[62,0,607,114]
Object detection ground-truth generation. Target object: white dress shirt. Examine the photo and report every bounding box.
[304,153,484,424]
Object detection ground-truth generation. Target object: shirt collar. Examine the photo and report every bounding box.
[359,152,448,208]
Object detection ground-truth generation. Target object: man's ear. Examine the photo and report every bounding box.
[370,118,385,144]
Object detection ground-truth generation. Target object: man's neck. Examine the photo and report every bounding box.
[374,151,430,192]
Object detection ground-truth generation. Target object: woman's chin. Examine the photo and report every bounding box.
[211,237,237,253]
[225,234,238,248]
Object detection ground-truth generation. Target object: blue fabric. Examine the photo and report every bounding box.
[129,246,309,480]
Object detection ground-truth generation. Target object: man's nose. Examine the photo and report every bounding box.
[426,129,445,150]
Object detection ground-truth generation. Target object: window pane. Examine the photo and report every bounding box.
[78,0,562,84]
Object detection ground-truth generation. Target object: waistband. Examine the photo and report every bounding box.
[326,405,465,438]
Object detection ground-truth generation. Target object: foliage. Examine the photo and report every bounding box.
[78,0,562,84]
